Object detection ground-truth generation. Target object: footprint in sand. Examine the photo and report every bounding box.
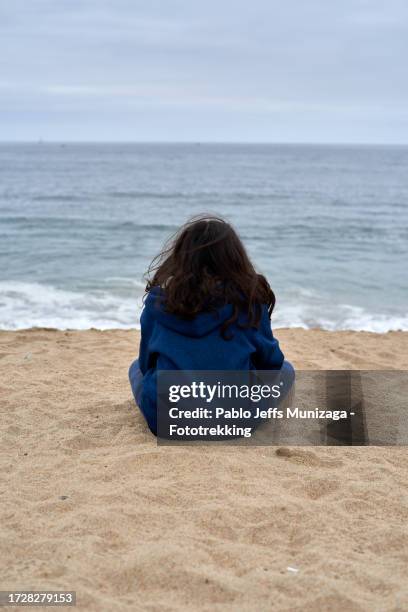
[301,478,340,500]
[275,447,342,468]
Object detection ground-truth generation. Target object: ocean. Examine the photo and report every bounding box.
[1,142,407,331]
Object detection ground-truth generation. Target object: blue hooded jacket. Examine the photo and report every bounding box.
[133,288,284,433]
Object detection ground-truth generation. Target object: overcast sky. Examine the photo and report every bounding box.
[1,0,408,143]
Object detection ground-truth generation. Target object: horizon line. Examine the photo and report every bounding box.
[1,139,408,147]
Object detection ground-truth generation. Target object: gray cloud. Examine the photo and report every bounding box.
[1,0,407,142]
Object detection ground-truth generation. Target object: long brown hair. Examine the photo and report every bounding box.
[145,215,275,338]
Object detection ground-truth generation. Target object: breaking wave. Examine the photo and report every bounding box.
[0,281,406,332]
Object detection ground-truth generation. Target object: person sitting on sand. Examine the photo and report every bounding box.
[129,214,294,435]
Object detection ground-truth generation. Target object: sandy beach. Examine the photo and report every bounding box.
[1,328,408,611]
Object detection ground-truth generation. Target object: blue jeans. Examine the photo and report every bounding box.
[129,359,295,434]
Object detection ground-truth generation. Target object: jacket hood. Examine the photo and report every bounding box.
[144,287,236,338]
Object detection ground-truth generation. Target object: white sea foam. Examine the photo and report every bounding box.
[272,301,408,332]
[0,281,143,330]
[0,281,407,332]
